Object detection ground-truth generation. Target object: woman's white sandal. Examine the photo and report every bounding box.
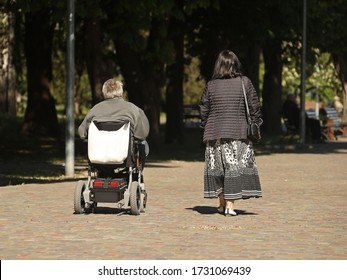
[224,208,237,216]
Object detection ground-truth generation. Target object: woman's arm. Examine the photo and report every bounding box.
[199,85,210,128]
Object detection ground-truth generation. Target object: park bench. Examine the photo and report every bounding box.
[281,107,346,143]
[183,105,200,123]
[321,107,347,140]
[307,107,346,140]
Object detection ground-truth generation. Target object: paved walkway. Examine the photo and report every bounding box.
[0,139,346,260]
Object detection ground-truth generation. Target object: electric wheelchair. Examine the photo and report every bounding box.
[74,120,147,215]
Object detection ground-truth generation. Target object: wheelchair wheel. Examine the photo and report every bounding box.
[74,180,87,214]
[129,181,140,215]
[140,191,147,213]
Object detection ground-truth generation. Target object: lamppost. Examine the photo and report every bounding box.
[65,0,75,177]
[300,0,307,145]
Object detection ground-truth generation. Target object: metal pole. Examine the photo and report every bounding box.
[65,0,75,177]
[315,58,320,120]
[300,0,307,145]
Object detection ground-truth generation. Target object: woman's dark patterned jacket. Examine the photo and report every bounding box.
[199,76,262,143]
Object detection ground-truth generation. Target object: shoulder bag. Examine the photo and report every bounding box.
[241,77,261,143]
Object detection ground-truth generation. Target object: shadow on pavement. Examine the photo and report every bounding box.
[256,139,347,156]
[76,206,128,216]
[0,172,82,187]
[1,124,346,187]
[234,209,258,216]
[187,206,258,216]
[186,206,218,215]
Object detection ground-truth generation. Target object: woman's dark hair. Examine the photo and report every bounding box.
[212,50,242,79]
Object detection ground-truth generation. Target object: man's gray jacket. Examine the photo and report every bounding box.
[78,97,150,141]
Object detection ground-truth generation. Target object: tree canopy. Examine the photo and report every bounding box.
[1,0,346,144]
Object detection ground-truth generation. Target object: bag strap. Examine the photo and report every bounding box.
[241,76,251,121]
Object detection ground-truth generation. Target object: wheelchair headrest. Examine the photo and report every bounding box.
[88,121,131,164]
[92,121,126,132]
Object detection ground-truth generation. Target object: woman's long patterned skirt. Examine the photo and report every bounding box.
[204,139,262,200]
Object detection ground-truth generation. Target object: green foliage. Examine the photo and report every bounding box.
[8,0,66,22]
[306,52,341,105]
[282,48,340,105]
[309,0,347,55]
[258,53,265,99]
[2,0,347,133]
[183,56,205,105]
[184,0,218,15]
[281,41,302,97]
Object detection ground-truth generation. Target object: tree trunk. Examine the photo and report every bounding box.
[144,17,166,147]
[22,10,60,138]
[142,72,162,148]
[114,40,162,147]
[165,48,184,144]
[244,44,261,95]
[332,53,347,122]
[84,16,103,105]
[0,11,16,115]
[262,38,283,134]
[165,5,184,144]
[114,41,145,107]
[113,16,166,148]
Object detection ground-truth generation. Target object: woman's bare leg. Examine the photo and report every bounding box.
[225,199,234,209]
[225,200,237,216]
[218,193,226,208]
[217,194,226,213]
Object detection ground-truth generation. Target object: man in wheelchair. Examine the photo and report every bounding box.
[78,78,150,171]
[75,79,149,215]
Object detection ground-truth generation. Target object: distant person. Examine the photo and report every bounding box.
[334,96,343,118]
[282,93,300,129]
[199,50,262,217]
[319,102,328,125]
[282,93,323,143]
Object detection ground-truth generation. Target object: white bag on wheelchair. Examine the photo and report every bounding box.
[88,121,130,164]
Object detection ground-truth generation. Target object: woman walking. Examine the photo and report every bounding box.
[199,50,262,216]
